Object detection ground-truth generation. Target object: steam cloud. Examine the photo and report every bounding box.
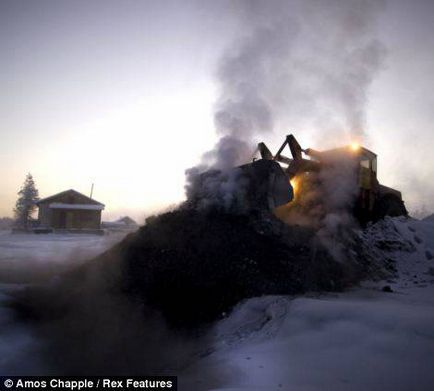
[186,0,386,256]
[188,0,385,172]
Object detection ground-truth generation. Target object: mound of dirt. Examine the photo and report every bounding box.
[13,209,364,330]
[97,209,357,327]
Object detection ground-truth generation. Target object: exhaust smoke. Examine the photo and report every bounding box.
[186,0,386,255]
[193,0,385,168]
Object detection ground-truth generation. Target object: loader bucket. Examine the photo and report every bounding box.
[187,159,293,214]
[238,159,293,212]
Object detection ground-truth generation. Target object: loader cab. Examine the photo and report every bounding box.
[316,145,379,218]
[333,146,382,224]
[314,144,378,187]
[356,148,378,190]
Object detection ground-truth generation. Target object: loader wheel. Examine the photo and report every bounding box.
[373,194,408,221]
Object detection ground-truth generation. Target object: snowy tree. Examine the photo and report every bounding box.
[14,173,39,229]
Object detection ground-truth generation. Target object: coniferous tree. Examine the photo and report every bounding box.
[14,173,39,229]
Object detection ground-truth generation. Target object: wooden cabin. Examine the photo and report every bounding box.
[36,189,104,232]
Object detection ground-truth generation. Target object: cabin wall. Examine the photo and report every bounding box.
[37,203,52,227]
[51,209,101,229]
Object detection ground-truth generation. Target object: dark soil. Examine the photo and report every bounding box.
[13,208,357,329]
[99,208,352,327]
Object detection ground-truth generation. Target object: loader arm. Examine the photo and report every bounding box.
[258,142,274,160]
[257,134,319,178]
[258,142,293,165]
[274,134,303,161]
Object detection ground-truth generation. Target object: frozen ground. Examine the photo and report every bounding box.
[1,219,434,390]
[180,218,434,391]
[0,230,130,373]
[0,230,127,284]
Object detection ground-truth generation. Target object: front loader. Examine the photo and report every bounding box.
[254,134,407,224]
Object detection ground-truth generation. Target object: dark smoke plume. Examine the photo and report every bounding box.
[186,0,385,175]
[186,0,386,244]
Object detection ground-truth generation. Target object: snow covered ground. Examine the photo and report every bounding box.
[0,230,127,284]
[0,231,129,373]
[181,218,434,391]
[1,219,434,390]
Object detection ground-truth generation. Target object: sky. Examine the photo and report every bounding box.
[1,0,434,221]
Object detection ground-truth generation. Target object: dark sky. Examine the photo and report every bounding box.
[1,0,433,219]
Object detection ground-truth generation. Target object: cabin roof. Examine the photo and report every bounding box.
[36,189,104,206]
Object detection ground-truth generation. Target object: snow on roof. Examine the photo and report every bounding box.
[49,203,104,210]
[37,189,104,206]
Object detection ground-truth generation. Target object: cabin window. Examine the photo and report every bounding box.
[371,157,377,173]
[360,159,370,169]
